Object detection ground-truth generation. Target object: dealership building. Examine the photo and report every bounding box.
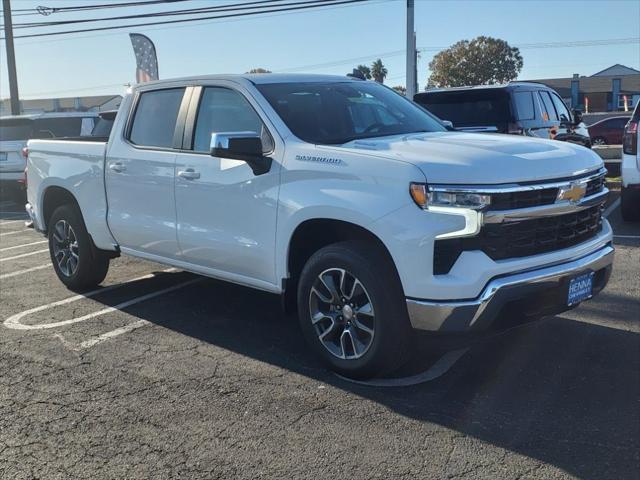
[527,64,640,113]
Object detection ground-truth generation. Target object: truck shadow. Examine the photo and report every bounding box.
[100,271,640,480]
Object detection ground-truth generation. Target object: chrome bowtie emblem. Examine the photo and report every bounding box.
[557,181,587,203]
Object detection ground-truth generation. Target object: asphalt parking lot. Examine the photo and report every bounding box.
[0,194,638,480]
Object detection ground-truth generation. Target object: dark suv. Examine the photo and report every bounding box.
[414,83,590,148]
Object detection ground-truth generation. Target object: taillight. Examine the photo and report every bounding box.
[18,167,27,188]
[623,121,638,155]
[21,147,29,159]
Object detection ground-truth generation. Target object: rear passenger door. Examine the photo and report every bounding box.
[105,86,190,259]
[173,84,282,288]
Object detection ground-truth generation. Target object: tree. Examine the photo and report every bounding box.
[392,85,407,95]
[354,64,372,80]
[246,68,272,74]
[371,59,388,84]
[427,36,523,88]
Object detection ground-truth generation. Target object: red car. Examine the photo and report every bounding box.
[588,116,630,145]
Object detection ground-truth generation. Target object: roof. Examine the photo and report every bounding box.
[0,111,100,122]
[135,73,359,88]
[529,75,640,93]
[591,64,640,77]
[420,82,557,93]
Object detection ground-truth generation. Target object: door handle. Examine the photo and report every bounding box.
[177,168,200,180]
[109,162,126,173]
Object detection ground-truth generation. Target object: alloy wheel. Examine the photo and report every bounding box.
[52,220,80,277]
[308,268,375,360]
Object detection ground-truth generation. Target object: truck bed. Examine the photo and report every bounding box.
[26,138,116,250]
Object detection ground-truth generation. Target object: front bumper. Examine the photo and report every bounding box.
[407,243,614,332]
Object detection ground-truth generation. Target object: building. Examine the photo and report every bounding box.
[526,64,640,113]
[0,94,122,116]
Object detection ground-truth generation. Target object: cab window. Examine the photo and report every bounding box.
[192,87,273,153]
[129,88,185,148]
[550,93,571,124]
[538,91,559,122]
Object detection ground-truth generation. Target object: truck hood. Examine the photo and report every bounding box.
[337,132,603,184]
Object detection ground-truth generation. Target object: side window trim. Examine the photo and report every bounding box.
[182,85,275,155]
[124,86,189,152]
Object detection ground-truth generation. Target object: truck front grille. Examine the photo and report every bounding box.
[434,205,604,274]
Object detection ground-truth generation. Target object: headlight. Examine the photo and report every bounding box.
[410,183,485,239]
[428,191,491,209]
[409,183,491,210]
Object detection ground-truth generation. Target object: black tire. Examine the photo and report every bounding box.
[592,136,607,146]
[48,204,110,291]
[621,186,640,222]
[297,241,411,379]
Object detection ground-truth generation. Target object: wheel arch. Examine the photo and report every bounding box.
[282,218,403,312]
[41,186,80,233]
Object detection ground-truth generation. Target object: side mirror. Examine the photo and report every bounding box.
[441,120,454,130]
[210,131,272,176]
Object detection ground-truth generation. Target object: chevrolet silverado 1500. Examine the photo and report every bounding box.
[25,74,613,379]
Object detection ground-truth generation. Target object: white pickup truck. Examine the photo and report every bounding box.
[25,74,614,379]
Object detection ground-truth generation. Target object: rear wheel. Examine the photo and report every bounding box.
[48,204,110,291]
[297,241,411,379]
[592,136,607,146]
[621,186,640,222]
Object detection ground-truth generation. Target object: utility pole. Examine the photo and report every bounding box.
[405,0,416,99]
[3,0,21,115]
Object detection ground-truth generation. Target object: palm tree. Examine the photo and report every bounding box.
[354,64,372,80]
[371,59,388,84]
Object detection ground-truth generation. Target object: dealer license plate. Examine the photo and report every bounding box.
[567,272,594,306]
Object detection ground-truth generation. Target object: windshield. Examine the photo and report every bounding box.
[256,81,445,145]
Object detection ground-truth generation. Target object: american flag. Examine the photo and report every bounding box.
[129,33,159,83]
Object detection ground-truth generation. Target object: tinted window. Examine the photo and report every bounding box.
[32,117,87,138]
[0,120,33,141]
[549,93,571,123]
[415,89,511,129]
[91,118,115,137]
[538,92,558,122]
[513,92,535,120]
[193,87,272,153]
[129,88,185,148]
[258,81,444,145]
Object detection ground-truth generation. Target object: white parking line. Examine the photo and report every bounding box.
[0,229,31,237]
[0,248,49,262]
[3,269,195,331]
[335,348,469,387]
[0,219,26,226]
[78,319,151,349]
[0,240,47,252]
[603,198,621,218]
[0,263,52,280]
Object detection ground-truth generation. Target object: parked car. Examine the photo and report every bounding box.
[25,74,612,379]
[621,104,640,221]
[413,82,591,148]
[587,116,629,145]
[0,112,99,201]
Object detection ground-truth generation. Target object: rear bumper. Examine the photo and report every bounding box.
[406,243,614,332]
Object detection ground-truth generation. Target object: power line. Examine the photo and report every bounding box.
[3,0,194,15]
[8,0,289,28]
[1,0,367,39]
[276,37,640,72]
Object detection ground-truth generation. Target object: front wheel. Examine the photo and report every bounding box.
[297,241,411,379]
[48,204,110,291]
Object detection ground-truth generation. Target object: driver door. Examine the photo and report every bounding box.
[173,85,281,288]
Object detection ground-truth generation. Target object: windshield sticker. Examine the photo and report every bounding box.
[295,154,344,165]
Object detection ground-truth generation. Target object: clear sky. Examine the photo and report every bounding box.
[1,0,639,100]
